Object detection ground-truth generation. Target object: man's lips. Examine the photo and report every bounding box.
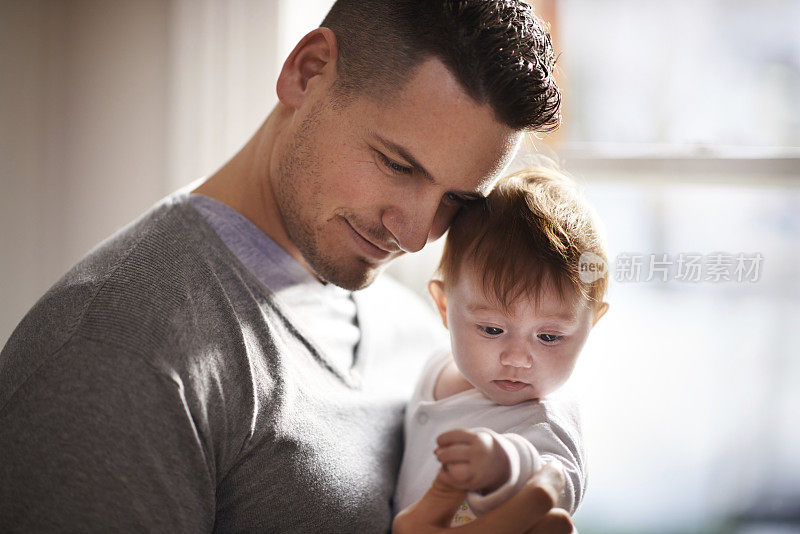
[341,217,395,261]
[493,380,530,392]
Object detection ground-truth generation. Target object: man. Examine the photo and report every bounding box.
[0,1,572,532]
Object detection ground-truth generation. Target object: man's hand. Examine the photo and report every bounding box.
[393,461,574,534]
[435,429,509,493]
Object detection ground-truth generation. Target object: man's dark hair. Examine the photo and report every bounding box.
[321,0,561,132]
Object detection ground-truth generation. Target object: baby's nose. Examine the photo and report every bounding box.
[499,348,532,368]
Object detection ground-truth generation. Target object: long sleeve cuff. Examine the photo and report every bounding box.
[465,429,543,515]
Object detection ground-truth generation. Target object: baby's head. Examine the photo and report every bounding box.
[429,168,609,405]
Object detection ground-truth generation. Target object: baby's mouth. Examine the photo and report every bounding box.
[493,380,529,392]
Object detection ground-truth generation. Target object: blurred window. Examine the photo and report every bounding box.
[556,0,800,151]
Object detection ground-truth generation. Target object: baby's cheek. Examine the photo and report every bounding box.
[538,361,572,397]
[451,342,482,376]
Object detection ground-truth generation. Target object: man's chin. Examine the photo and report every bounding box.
[312,258,386,291]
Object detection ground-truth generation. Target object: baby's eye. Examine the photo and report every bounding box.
[479,326,504,336]
[538,333,562,343]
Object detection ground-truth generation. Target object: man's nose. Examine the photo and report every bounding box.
[499,346,533,369]
[380,195,441,253]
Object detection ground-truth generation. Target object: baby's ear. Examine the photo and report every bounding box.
[427,280,448,329]
[592,302,609,326]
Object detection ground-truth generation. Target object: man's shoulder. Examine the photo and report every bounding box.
[30,193,226,332]
[0,193,260,404]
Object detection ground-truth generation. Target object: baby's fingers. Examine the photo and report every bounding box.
[442,463,472,483]
[436,466,463,489]
[435,428,477,448]
[435,444,473,465]
[442,461,474,486]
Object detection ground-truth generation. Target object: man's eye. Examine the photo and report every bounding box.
[479,326,504,336]
[538,333,562,343]
[443,192,464,205]
[443,192,477,207]
[377,152,412,175]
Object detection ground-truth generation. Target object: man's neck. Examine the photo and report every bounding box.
[191,104,313,275]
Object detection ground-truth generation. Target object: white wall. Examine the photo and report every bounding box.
[0,0,336,345]
[1,0,170,344]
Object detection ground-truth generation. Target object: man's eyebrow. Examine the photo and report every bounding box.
[369,131,435,183]
[368,131,486,200]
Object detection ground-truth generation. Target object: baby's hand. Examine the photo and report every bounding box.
[434,429,510,493]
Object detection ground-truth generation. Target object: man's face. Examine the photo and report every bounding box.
[271,58,521,290]
[443,266,597,405]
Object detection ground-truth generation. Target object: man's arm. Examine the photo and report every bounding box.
[0,340,214,530]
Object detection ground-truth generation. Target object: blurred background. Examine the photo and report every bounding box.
[1,1,798,532]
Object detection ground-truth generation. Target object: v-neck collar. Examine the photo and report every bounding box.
[178,192,364,388]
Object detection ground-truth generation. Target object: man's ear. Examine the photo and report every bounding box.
[592,302,609,326]
[276,27,339,110]
[428,280,448,329]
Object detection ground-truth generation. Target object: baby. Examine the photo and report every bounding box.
[394,168,609,525]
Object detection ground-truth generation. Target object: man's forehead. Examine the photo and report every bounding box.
[364,121,521,196]
[436,130,522,197]
[479,133,523,192]
[354,58,522,191]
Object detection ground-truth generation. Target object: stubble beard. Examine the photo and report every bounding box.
[274,104,383,291]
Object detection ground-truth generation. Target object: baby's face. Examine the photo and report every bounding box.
[442,269,599,405]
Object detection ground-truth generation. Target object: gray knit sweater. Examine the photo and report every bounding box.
[0,191,445,533]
